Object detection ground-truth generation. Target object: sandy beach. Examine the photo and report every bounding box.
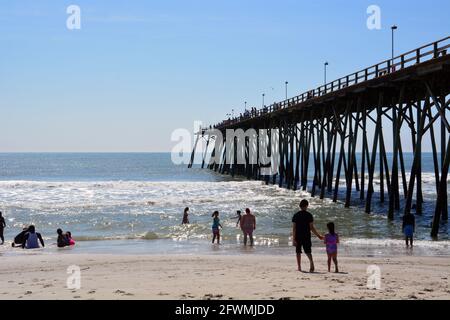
[0,253,449,300]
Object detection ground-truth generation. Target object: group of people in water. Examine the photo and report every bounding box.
[0,211,75,249]
[182,201,338,273]
[1,199,416,273]
[183,207,256,246]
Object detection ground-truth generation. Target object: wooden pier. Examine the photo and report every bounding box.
[189,37,450,238]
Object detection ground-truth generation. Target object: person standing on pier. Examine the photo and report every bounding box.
[292,200,323,272]
[240,208,256,246]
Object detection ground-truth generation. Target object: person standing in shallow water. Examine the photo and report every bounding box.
[402,212,415,247]
[182,207,190,225]
[211,211,223,244]
[240,208,256,246]
[0,212,6,245]
[292,200,323,272]
[235,210,242,227]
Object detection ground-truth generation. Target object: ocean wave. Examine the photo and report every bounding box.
[73,233,161,242]
[342,237,450,249]
[0,180,297,211]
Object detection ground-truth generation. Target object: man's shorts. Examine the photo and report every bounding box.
[242,227,253,236]
[295,238,312,254]
[404,225,414,238]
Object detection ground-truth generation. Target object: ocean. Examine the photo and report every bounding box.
[0,153,448,257]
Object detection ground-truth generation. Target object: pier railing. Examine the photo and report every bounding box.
[216,36,450,128]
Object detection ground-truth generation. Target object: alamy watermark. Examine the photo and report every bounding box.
[366,5,381,30]
[366,265,381,290]
[171,122,280,175]
[67,265,81,290]
[66,4,81,30]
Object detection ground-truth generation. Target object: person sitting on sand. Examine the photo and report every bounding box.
[66,231,75,246]
[324,222,339,273]
[211,211,223,244]
[402,212,415,247]
[292,200,323,272]
[182,207,190,225]
[0,212,6,245]
[11,226,29,247]
[235,210,242,227]
[56,228,70,248]
[22,225,45,249]
[240,208,256,246]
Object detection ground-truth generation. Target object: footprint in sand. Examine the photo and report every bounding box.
[88,290,96,294]
[331,279,345,284]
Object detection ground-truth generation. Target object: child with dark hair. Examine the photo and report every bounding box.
[211,211,223,244]
[66,231,76,246]
[235,210,242,227]
[182,207,190,225]
[402,213,415,247]
[0,211,5,245]
[324,222,339,273]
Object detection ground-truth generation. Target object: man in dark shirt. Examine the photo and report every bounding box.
[292,200,323,272]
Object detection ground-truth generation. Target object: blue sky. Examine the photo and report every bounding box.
[0,0,449,152]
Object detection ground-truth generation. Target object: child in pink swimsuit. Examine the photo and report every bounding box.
[66,231,75,246]
[324,222,339,273]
